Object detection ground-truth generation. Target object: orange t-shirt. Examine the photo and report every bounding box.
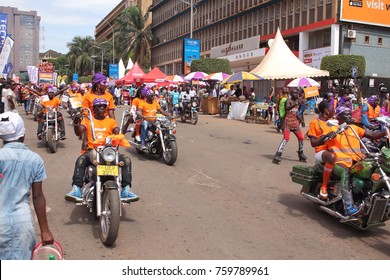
[81,117,118,150]
[139,100,161,122]
[328,124,365,168]
[82,89,115,116]
[307,118,336,153]
[42,97,61,113]
[131,97,145,110]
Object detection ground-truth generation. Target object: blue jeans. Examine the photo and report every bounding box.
[141,120,154,145]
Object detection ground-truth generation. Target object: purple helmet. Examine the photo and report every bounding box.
[93,98,108,107]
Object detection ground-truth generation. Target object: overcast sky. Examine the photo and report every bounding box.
[1,0,120,54]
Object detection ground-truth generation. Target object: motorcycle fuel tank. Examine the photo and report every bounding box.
[350,159,375,179]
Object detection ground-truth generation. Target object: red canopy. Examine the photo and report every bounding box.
[143,67,167,83]
[116,62,145,86]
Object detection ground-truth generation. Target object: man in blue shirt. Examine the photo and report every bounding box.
[0,112,54,259]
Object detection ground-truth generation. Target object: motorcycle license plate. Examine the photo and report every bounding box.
[97,165,118,176]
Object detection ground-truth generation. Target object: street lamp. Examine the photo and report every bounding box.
[101,18,115,63]
[90,56,98,74]
[180,0,196,38]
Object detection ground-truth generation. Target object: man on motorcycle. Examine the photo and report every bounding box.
[327,106,387,217]
[307,100,338,200]
[138,87,170,151]
[360,95,381,130]
[65,98,139,203]
[37,87,66,140]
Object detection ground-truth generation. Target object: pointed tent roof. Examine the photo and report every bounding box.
[116,62,145,85]
[118,59,126,79]
[126,58,134,70]
[250,28,329,79]
[143,67,167,83]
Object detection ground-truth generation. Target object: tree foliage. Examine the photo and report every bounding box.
[190,58,231,74]
[66,36,95,76]
[115,5,153,71]
[321,54,366,84]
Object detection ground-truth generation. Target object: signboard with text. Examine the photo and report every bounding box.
[183,38,201,75]
[340,0,390,27]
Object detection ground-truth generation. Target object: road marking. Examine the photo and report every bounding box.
[187,168,222,189]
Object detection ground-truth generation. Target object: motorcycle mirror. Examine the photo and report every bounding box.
[375,116,390,124]
[326,119,339,127]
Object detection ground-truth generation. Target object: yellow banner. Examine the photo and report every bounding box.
[341,0,390,27]
[304,86,319,98]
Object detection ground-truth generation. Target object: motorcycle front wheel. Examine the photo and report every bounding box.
[47,128,58,153]
[99,182,120,246]
[191,111,198,125]
[162,140,178,166]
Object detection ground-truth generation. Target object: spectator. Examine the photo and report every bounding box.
[0,112,54,259]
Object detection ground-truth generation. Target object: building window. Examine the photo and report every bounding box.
[364,36,370,44]
[378,37,383,45]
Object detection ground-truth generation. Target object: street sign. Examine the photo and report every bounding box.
[352,66,358,78]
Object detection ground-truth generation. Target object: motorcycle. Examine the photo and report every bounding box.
[159,96,169,112]
[120,110,178,166]
[73,108,131,246]
[39,106,63,153]
[61,93,83,123]
[179,97,198,125]
[290,120,390,229]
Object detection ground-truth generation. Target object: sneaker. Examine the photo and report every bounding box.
[320,187,328,200]
[65,185,82,203]
[140,144,147,151]
[121,186,139,202]
[60,134,66,140]
[345,203,363,217]
[37,133,43,140]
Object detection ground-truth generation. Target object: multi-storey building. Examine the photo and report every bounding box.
[0,6,40,75]
[149,0,390,93]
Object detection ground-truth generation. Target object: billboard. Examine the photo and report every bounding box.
[0,13,8,52]
[182,38,201,75]
[109,63,119,79]
[340,0,390,27]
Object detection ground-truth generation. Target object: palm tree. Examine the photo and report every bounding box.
[115,5,153,70]
[66,36,95,75]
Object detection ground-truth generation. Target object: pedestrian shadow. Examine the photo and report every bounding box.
[278,193,390,257]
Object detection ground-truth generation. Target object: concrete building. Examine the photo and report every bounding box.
[149,0,390,94]
[0,6,40,75]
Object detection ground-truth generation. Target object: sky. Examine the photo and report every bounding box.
[1,0,120,54]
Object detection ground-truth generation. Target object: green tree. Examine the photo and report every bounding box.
[115,5,153,70]
[321,54,365,86]
[66,36,95,76]
[191,58,231,74]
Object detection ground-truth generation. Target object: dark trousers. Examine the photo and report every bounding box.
[72,150,132,188]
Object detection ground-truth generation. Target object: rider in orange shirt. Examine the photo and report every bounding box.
[327,106,386,217]
[65,98,139,203]
[37,87,66,140]
[138,86,170,151]
[307,100,337,200]
[82,73,115,119]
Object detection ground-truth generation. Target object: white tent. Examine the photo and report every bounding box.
[118,59,126,79]
[126,58,134,70]
[250,28,329,79]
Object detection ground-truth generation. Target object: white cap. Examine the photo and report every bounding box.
[0,112,26,141]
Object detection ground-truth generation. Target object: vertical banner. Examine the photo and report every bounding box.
[182,38,201,75]
[0,36,14,76]
[109,63,119,79]
[0,13,8,52]
[27,65,39,83]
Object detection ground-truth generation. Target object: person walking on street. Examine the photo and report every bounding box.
[0,112,54,259]
[273,88,307,164]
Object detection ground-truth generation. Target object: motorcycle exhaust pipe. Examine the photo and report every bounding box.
[300,192,342,206]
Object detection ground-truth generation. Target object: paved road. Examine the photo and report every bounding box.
[21,108,390,260]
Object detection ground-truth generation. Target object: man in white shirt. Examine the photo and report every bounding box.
[2,79,18,113]
[114,86,122,107]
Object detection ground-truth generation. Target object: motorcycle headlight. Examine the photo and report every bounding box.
[48,111,55,118]
[102,148,116,163]
[192,101,197,107]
